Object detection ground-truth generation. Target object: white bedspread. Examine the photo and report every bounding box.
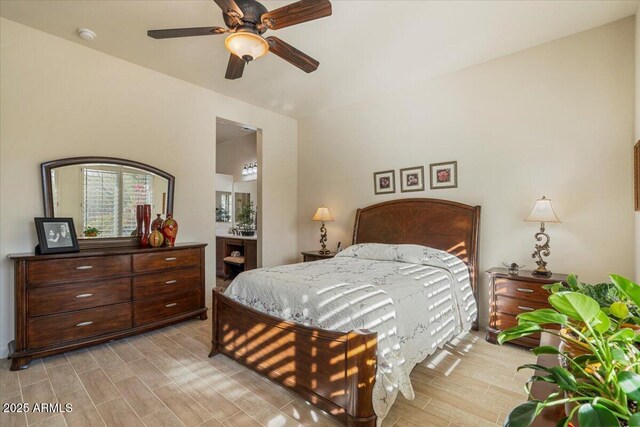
[224,244,477,423]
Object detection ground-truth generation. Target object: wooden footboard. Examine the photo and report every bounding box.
[210,289,378,426]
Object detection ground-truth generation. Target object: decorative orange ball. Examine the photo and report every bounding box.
[149,229,164,248]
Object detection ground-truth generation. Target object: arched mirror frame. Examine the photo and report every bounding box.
[41,156,175,248]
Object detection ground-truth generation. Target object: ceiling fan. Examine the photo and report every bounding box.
[147,0,332,80]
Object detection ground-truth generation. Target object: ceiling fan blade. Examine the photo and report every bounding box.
[213,0,243,17]
[147,26,227,39]
[261,0,332,30]
[266,36,319,73]
[225,54,246,80]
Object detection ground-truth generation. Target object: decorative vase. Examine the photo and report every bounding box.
[161,213,178,247]
[151,214,163,231]
[149,229,164,248]
[139,204,151,248]
[135,205,144,237]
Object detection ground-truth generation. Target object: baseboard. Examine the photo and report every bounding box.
[1,347,9,359]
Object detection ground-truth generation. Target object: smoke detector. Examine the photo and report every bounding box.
[77,28,97,41]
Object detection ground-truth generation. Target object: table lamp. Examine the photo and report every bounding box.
[312,206,334,254]
[524,196,561,277]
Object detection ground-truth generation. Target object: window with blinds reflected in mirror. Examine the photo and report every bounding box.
[51,164,169,238]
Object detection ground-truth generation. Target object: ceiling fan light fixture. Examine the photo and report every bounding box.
[225,32,268,62]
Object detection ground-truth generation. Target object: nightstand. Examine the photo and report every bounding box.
[301,250,336,262]
[486,268,568,348]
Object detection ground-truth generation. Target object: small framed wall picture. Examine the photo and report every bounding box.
[400,166,425,192]
[34,217,80,254]
[373,170,395,195]
[430,161,458,190]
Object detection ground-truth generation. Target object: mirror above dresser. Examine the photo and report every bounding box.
[41,157,175,248]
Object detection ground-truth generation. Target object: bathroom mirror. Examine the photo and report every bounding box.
[216,191,232,223]
[42,157,174,247]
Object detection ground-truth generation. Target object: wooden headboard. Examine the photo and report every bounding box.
[352,198,481,329]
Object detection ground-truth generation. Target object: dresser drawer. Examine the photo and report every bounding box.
[495,295,549,317]
[133,268,200,300]
[132,249,200,273]
[27,303,132,349]
[494,278,549,303]
[134,290,201,326]
[27,255,131,286]
[28,278,131,317]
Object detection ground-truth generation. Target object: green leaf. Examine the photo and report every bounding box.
[629,412,640,427]
[528,375,556,384]
[548,366,578,392]
[504,401,540,427]
[517,363,551,373]
[549,292,600,323]
[611,348,629,364]
[543,283,564,294]
[611,274,640,309]
[577,403,619,427]
[517,309,568,326]
[566,274,579,290]
[498,322,543,345]
[554,417,569,427]
[618,371,640,401]
[609,328,636,343]
[592,310,611,333]
[531,346,562,356]
[610,301,629,319]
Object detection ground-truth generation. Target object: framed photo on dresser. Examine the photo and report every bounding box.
[34,217,80,254]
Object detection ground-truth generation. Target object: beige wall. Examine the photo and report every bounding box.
[636,7,640,282]
[216,133,258,182]
[0,18,298,356]
[298,17,635,327]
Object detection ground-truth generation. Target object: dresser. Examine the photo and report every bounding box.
[486,268,567,348]
[8,242,207,370]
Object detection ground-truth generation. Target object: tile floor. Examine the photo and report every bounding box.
[1,289,534,427]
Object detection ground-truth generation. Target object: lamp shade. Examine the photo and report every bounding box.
[225,32,269,61]
[312,206,334,222]
[525,196,561,223]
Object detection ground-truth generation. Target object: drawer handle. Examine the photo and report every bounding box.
[516,288,534,293]
[76,321,93,327]
[75,265,93,270]
[75,293,93,298]
[518,306,534,312]
[165,280,177,285]
[165,303,177,308]
[165,257,177,261]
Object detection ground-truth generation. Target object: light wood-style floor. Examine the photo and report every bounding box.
[1,289,534,427]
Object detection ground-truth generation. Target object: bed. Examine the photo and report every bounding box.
[210,198,480,426]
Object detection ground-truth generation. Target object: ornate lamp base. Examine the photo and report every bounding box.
[531,222,552,278]
[318,221,329,254]
[532,266,552,278]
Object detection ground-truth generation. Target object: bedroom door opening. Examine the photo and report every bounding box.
[215,117,262,286]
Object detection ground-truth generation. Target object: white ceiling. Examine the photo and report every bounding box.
[1,1,637,119]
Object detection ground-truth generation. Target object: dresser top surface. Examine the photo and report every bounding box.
[486,267,568,283]
[8,242,207,261]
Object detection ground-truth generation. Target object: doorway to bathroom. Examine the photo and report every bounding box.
[215,117,260,287]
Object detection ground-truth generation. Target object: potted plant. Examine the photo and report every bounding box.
[498,274,640,427]
[83,227,100,238]
[236,201,256,236]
